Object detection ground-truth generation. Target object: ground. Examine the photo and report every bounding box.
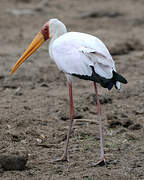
[0,0,144,179]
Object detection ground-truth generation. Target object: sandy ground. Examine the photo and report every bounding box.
[0,0,144,179]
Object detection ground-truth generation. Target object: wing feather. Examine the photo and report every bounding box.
[51,32,116,79]
[79,47,114,67]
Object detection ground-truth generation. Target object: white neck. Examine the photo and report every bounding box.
[48,19,67,58]
[49,30,66,48]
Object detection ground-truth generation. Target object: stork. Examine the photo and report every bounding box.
[11,19,127,165]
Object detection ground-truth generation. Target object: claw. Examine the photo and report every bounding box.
[88,158,109,167]
[52,155,69,163]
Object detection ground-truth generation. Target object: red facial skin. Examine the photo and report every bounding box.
[41,22,50,41]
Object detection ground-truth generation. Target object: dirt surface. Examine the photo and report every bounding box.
[0,0,144,179]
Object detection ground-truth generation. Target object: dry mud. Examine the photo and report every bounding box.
[0,0,144,179]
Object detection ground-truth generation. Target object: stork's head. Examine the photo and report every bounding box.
[10,18,67,74]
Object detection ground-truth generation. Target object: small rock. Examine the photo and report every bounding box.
[36,138,42,143]
[15,88,23,96]
[0,154,28,171]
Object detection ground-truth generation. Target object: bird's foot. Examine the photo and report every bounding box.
[88,157,109,167]
[52,155,69,163]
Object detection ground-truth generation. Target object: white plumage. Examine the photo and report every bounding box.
[51,32,115,79]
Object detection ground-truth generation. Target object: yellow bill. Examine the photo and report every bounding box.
[11,31,45,74]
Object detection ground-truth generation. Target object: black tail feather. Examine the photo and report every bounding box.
[113,71,128,84]
[72,66,128,90]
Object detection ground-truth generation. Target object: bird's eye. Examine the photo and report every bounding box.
[44,26,47,31]
[42,23,49,40]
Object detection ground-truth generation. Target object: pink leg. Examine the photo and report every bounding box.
[93,82,105,165]
[55,82,74,162]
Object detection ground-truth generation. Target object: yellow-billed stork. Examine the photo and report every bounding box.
[11,19,127,165]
